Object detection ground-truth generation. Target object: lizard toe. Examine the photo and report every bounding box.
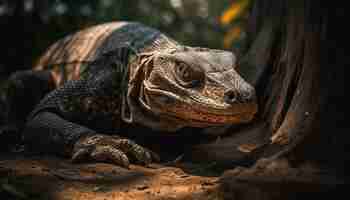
[111,138,154,165]
[90,145,130,168]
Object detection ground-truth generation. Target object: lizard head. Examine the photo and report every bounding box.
[126,46,258,131]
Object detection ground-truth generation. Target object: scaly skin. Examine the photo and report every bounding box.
[35,21,257,131]
[16,21,257,167]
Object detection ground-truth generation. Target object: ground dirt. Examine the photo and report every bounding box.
[0,155,224,200]
[0,154,341,200]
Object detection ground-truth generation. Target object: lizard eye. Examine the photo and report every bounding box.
[174,62,204,88]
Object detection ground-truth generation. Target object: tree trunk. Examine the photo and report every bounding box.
[192,0,348,179]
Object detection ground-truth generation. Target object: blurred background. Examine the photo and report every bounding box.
[0,0,251,78]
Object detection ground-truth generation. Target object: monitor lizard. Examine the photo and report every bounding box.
[1,22,257,168]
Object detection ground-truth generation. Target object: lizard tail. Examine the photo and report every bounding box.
[0,87,21,151]
[0,70,54,151]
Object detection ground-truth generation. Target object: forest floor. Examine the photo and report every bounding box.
[0,154,225,200]
[0,153,342,200]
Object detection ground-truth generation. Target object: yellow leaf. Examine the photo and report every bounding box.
[223,26,242,49]
[220,0,250,25]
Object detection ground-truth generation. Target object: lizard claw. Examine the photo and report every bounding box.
[71,148,90,163]
[71,134,158,168]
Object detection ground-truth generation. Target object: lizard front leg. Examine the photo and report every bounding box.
[24,111,159,168]
[22,56,160,168]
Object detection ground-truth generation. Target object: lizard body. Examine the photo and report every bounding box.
[2,22,257,167]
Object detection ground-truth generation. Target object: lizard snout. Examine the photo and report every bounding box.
[224,88,256,104]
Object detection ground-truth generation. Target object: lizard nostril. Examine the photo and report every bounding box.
[224,90,238,104]
[242,91,252,101]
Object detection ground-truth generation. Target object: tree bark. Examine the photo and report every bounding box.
[192,0,348,179]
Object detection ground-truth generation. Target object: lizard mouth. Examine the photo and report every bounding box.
[163,112,254,128]
[141,85,258,126]
[159,103,257,127]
